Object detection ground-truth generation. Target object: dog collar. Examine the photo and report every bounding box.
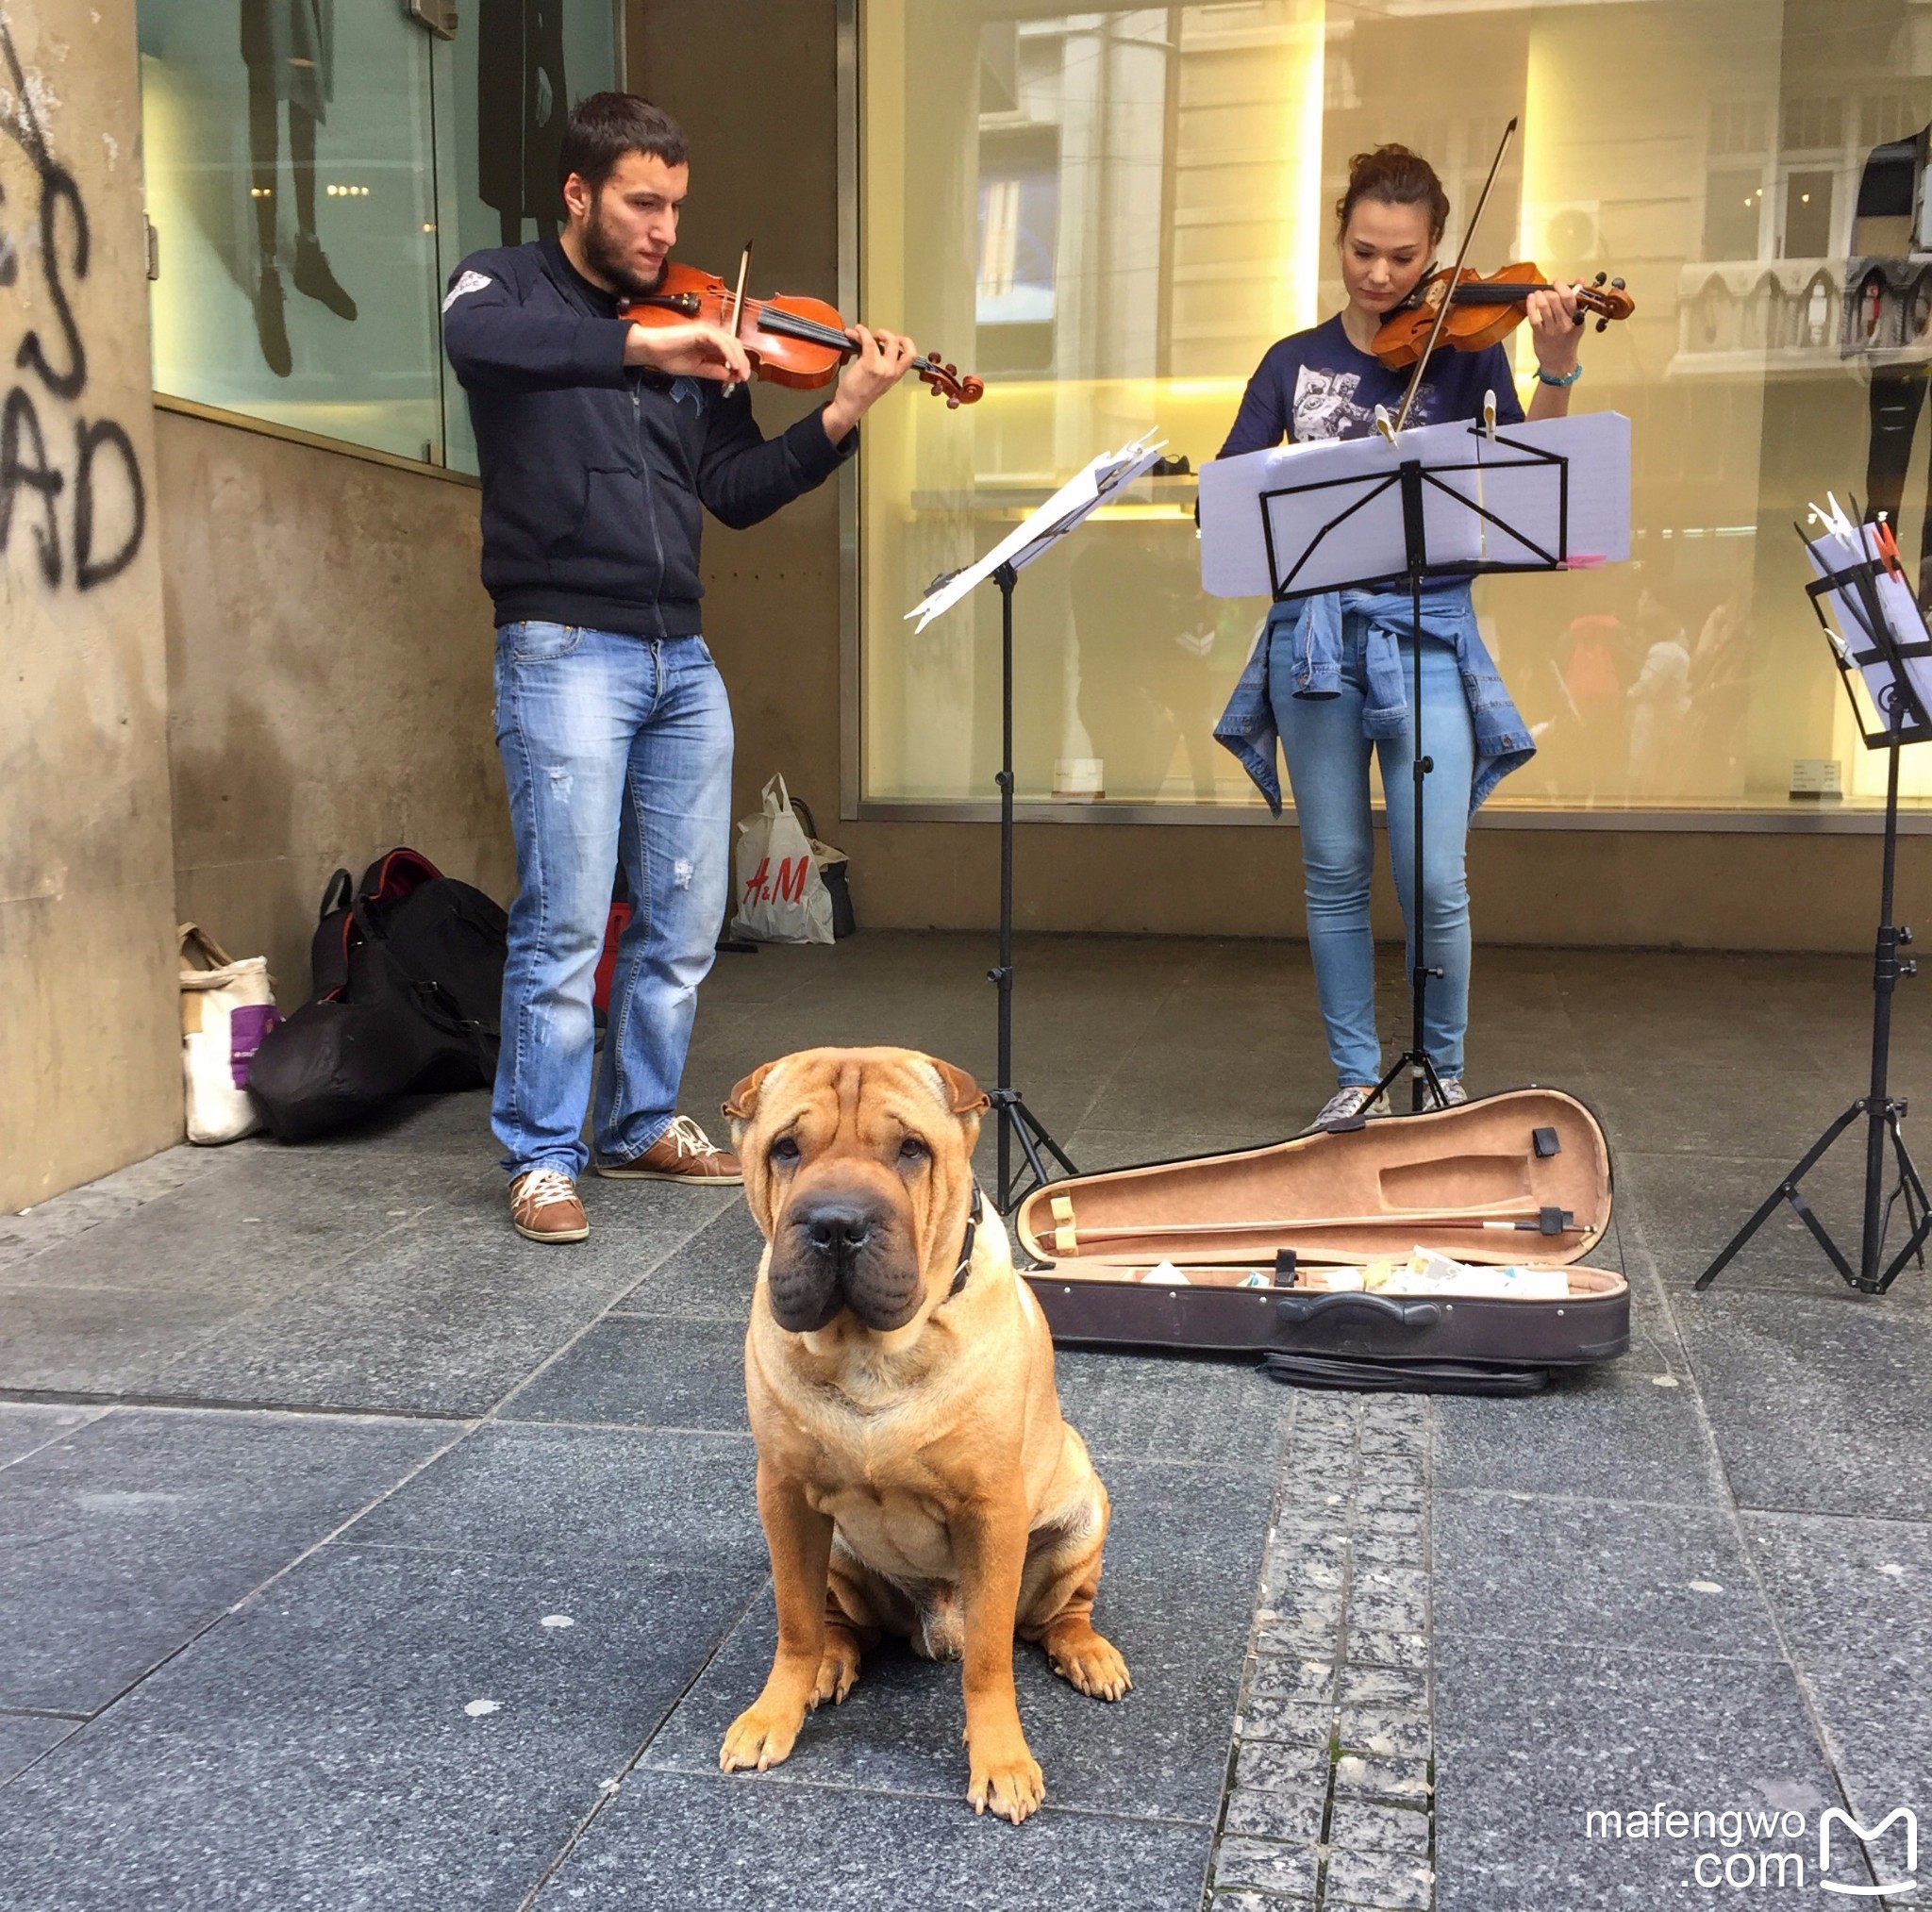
[947,1184,984,1299]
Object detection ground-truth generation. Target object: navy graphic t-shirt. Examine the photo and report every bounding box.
[1218,313,1524,458]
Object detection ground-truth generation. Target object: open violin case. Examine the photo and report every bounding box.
[1015,1089,1625,1395]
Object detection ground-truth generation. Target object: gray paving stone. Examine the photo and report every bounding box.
[501,1315,751,1431]
[1210,1894,1316,1912]
[1224,1787,1324,1842]
[640,1588,1242,1823]
[0,1711,79,1787]
[1335,1709,1430,1762]
[0,1407,459,1714]
[1051,1349,1290,1471]
[1344,1567,1428,1637]
[343,1422,765,1575]
[1741,1509,1932,1643]
[1433,1636,1853,1910]
[1338,1666,1428,1708]
[535,1769,1214,1911]
[1334,1749,1431,1802]
[0,1548,739,1912]
[150,1220,659,1416]
[1249,1654,1337,1704]
[1433,1489,1779,1658]
[1213,1836,1321,1898]
[1090,1457,1277,1610]
[0,1404,104,1468]
[1676,1291,1932,1520]
[1432,1367,1724,1505]
[610,1195,763,1322]
[1344,1630,1429,1671]
[1235,1738,1329,1795]
[1241,1696,1332,1747]
[0,1283,250,1395]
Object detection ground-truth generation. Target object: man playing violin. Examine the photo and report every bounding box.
[442,92,917,1244]
[1213,143,1585,1134]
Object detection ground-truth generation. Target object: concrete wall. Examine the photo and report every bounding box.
[157,410,512,1002]
[635,0,1932,956]
[0,5,182,1210]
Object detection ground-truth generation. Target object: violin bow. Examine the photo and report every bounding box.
[722,241,752,398]
[1392,115,1518,436]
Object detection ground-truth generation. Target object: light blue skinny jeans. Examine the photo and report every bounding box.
[1269,614,1475,1088]
[491,623,733,1180]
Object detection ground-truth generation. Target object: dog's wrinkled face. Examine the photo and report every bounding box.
[725,1048,989,1338]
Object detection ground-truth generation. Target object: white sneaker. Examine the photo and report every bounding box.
[1423,1074,1469,1110]
[1304,1085,1392,1134]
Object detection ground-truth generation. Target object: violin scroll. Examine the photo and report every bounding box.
[917,353,985,408]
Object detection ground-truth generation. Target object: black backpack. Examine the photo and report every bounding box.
[246,849,508,1142]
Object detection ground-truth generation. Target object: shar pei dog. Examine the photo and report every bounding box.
[715,1046,1128,1823]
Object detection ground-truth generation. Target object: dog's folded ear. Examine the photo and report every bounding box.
[724,1059,779,1122]
[928,1056,991,1116]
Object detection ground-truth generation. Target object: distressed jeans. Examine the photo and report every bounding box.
[491,623,733,1179]
[1270,618,1475,1088]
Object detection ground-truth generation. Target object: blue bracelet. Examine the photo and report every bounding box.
[1536,362,1584,388]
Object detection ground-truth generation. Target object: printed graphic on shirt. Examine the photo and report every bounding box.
[441,269,492,314]
[1291,361,1438,441]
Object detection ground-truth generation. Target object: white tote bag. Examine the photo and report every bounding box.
[731,774,835,945]
[178,924,281,1144]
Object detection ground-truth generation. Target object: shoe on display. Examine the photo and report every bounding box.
[294,234,358,322]
[595,1115,744,1185]
[508,1167,590,1243]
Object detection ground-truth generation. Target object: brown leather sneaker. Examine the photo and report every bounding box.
[594,1115,743,1185]
[508,1167,590,1243]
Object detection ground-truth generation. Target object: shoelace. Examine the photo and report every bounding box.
[663,1114,723,1158]
[515,1167,578,1212]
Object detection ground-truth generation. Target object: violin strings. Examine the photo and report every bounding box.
[756,306,858,353]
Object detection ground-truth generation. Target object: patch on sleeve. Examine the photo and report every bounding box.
[441,269,492,314]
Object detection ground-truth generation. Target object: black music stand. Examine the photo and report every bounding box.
[1243,421,1581,1111]
[909,436,1166,1210]
[1695,522,1932,1294]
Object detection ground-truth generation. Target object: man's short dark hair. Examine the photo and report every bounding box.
[558,93,689,193]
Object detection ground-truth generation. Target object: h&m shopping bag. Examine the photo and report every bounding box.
[731,774,835,944]
[178,924,280,1143]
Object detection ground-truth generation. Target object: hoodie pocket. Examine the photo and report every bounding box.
[542,467,650,587]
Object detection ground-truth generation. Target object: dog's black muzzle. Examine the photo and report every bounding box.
[768,1193,920,1333]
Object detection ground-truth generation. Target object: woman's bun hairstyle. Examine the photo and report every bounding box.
[1335,144,1450,245]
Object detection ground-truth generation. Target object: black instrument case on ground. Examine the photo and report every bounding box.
[1014,1089,1626,1380]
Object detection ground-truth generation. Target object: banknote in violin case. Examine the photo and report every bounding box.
[1014,1089,1626,1394]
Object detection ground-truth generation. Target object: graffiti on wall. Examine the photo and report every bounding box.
[0,20,146,592]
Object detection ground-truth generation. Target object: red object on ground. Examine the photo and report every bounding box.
[594,903,631,1013]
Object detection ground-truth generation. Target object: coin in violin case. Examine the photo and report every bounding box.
[1014,1088,1626,1390]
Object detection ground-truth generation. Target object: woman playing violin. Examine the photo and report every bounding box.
[1213,144,1586,1132]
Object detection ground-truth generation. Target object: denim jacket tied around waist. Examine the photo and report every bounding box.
[1213,584,1535,817]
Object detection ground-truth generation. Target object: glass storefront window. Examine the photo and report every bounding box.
[139,0,618,472]
[857,0,1932,817]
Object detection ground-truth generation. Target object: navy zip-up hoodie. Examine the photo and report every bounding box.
[441,238,856,637]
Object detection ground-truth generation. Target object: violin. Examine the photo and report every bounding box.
[1372,265,1636,370]
[621,260,985,408]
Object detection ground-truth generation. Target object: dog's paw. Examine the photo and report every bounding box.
[966,1737,1046,1824]
[1044,1623,1132,1703]
[719,1704,805,1773]
[809,1636,862,1708]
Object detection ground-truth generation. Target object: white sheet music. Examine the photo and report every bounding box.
[1197,411,1632,599]
[905,433,1167,632]
[1802,513,1932,730]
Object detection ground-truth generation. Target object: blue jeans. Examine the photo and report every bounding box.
[1270,618,1474,1088]
[491,623,733,1179]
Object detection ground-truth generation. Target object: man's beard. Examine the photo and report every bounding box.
[580,192,662,302]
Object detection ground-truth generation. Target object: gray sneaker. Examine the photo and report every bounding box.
[1304,1084,1392,1134]
[1424,1074,1469,1110]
